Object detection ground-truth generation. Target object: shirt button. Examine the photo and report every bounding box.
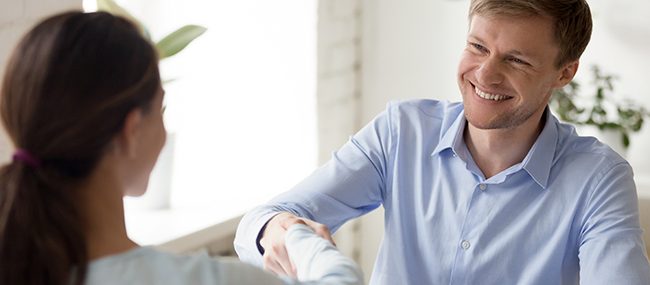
[461,240,471,250]
[479,184,487,191]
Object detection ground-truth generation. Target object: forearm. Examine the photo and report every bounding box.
[234,109,391,268]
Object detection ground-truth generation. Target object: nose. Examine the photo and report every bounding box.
[475,57,504,86]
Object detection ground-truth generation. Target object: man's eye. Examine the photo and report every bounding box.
[471,43,487,52]
[508,57,529,65]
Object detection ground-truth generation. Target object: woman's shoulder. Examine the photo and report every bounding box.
[85,247,288,285]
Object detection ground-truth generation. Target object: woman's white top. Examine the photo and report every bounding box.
[85,224,363,284]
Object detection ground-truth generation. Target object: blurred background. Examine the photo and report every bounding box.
[1,0,649,281]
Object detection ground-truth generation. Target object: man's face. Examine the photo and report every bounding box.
[457,14,574,130]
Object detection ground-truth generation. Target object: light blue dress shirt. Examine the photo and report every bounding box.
[235,99,650,285]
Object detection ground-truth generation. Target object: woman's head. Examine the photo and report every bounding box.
[2,10,163,182]
[0,11,163,285]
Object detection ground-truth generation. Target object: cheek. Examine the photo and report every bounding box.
[457,57,476,93]
[158,120,167,150]
[520,77,555,98]
[457,52,477,79]
[159,130,167,155]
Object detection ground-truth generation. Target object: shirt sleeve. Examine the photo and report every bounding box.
[234,102,397,265]
[284,224,364,285]
[578,162,650,284]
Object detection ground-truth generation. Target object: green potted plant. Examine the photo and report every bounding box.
[550,65,649,154]
[97,0,206,62]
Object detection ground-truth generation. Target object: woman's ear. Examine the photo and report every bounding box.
[554,60,579,88]
[115,109,143,158]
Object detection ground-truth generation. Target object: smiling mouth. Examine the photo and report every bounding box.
[473,85,513,101]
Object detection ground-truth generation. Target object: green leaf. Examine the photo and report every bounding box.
[163,78,177,84]
[632,118,644,132]
[550,64,650,149]
[155,25,207,59]
[596,87,604,101]
[97,0,131,17]
[622,133,630,148]
[97,0,150,39]
[601,122,621,130]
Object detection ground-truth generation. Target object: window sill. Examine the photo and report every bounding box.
[125,206,244,253]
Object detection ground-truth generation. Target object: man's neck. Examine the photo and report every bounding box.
[464,113,546,179]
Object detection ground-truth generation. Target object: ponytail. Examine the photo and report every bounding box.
[0,159,87,285]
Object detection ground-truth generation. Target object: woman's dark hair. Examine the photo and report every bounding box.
[0,11,160,285]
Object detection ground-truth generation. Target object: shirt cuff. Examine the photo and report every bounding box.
[255,212,282,255]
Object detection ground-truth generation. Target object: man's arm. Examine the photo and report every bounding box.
[234,104,397,273]
[578,162,650,284]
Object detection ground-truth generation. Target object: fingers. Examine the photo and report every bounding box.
[264,239,296,276]
[275,212,334,245]
[303,219,336,246]
[262,254,284,274]
[260,212,301,277]
[277,213,307,229]
[263,248,294,276]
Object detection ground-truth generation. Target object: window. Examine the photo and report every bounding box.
[85,0,317,245]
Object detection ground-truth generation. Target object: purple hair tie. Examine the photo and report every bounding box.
[12,149,42,168]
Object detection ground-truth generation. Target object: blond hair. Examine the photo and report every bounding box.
[469,0,592,68]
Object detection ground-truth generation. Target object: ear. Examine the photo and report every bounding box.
[115,108,143,158]
[553,60,579,88]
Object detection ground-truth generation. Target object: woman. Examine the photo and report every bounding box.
[0,11,362,285]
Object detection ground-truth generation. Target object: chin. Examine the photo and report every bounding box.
[124,182,149,197]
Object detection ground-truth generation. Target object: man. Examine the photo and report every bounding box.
[234,0,650,284]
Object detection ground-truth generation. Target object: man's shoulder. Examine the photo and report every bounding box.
[554,122,630,177]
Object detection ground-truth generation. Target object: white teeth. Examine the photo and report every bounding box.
[474,86,510,101]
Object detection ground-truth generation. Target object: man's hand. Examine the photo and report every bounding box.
[259,212,335,277]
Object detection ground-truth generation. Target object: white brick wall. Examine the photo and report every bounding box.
[317,0,365,278]
[0,0,25,25]
[24,0,81,21]
[317,0,361,162]
[0,0,82,163]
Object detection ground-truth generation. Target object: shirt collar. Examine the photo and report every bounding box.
[520,109,558,189]
[431,108,558,189]
[431,110,466,157]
